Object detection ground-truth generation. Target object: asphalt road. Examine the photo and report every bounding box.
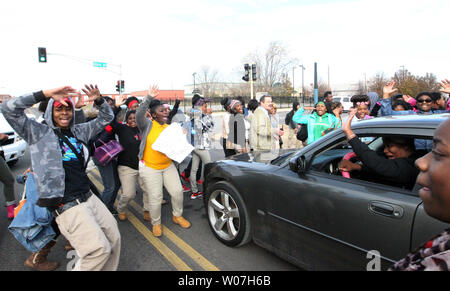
[0,111,299,271]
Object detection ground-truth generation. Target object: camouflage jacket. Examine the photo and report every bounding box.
[1,91,113,207]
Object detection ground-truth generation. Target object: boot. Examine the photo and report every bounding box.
[143,211,151,222]
[25,240,59,271]
[65,240,74,252]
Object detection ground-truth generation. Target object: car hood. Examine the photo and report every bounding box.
[226,149,296,164]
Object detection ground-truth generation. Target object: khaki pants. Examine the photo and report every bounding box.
[55,194,121,271]
[190,149,211,193]
[116,165,149,213]
[139,162,183,226]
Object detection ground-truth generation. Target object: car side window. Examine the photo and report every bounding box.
[308,135,431,193]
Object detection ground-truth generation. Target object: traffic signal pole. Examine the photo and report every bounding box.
[250,64,254,100]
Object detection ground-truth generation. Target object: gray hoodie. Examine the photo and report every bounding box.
[1,91,113,207]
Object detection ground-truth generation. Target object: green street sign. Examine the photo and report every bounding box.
[93,62,107,68]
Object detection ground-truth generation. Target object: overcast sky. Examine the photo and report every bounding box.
[0,0,449,96]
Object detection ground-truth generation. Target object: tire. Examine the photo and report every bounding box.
[205,181,251,247]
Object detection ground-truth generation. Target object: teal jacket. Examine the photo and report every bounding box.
[292,107,340,144]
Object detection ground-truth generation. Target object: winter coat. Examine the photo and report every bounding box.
[1,91,113,207]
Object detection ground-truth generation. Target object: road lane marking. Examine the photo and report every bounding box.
[126,210,192,271]
[88,170,220,271]
[129,200,220,271]
[88,171,192,271]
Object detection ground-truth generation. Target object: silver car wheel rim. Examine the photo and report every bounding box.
[208,189,240,241]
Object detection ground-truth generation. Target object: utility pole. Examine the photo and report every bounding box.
[193,72,197,93]
[292,67,295,98]
[300,65,305,100]
[328,65,330,90]
[314,62,318,104]
[364,72,367,94]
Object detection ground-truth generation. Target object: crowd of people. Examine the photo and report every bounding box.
[0,78,449,271]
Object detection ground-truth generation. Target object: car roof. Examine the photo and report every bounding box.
[350,113,450,130]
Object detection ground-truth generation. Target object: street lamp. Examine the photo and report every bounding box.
[299,65,306,100]
[193,72,197,93]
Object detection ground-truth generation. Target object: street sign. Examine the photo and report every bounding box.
[93,62,107,68]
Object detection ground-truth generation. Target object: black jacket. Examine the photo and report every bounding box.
[348,137,419,190]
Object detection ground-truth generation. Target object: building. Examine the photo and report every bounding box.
[0,94,12,104]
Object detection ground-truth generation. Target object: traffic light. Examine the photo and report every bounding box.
[120,80,125,92]
[38,47,47,63]
[252,64,257,81]
[116,81,120,92]
[242,64,250,82]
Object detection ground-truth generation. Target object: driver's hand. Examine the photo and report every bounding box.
[339,159,361,172]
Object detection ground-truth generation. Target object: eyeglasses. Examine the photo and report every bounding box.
[417,99,432,103]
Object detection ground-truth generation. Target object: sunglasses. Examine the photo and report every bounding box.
[417,99,432,104]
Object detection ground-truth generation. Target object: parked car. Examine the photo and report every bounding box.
[333,96,352,112]
[203,114,450,270]
[0,108,27,165]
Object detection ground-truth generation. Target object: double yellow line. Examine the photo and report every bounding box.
[88,168,220,271]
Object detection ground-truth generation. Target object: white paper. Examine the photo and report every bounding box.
[151,123,194,163]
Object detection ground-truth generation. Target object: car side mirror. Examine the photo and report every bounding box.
[289,155,307,174]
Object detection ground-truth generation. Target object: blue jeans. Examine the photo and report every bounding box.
[93,158,121,211]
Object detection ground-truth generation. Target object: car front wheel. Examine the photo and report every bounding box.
[205,181,251,247]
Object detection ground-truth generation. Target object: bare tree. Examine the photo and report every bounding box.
[196,66,220,97]
[368,72,389,97]
[242,41,296,94]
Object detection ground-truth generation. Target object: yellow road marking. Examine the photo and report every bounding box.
[88,171,192,271]
[129,200,220,271]
[126,210,192,271]
[88,169,219,271]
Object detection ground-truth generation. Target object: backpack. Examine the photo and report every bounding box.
[296,124,308,142]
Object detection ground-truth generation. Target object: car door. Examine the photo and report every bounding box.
[265,132,424,270]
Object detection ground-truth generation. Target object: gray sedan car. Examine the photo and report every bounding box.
[203,114,450,270]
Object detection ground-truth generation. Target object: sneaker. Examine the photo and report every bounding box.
[180,172,190,183]
[190,192,203,200]
[172,216,191,229]
[152,224,162,237]
[182,185,191,192]
[6,204,16,220]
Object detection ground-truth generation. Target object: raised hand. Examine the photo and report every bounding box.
[342,108,356,136]
[74,91,86,109]
[115,95,126,107]
[439,79,450,94]
[402,95,411,103]
[148,85,160,99]
[383,81,398,99]
[42,86,77,106]
[82,84,102,102]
